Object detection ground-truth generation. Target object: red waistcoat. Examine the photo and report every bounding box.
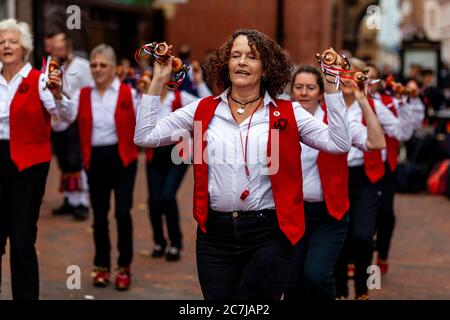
[9,69,52,171]
[77,83,138,169]
[193,96,304,245]
[316,104,349,220]
[145,90,182,162]
[362,99,385,183]
[380,94,400,172]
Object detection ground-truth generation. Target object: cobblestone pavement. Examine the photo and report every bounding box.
[1,155,449,300]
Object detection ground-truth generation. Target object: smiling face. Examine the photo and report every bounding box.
[90,53,116,88]
[291,72,322,111]
[228,35,264,92]
[0,30,26,66]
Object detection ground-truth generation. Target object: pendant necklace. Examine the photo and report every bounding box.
[230,94,262,114]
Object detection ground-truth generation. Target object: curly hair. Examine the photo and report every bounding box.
[204,29,293,98]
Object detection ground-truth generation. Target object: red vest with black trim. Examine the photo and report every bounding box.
[380,94,400,172]
[77,83,138,169]
[145,90,182,162]
[10,69,52,171]
[316,104,349,220]
[193,96,305,245]
[362,99,385,183]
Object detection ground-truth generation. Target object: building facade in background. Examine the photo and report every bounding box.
[3,0,163,66]
[3,0,449,73]
[440,0,450,65]
[160,0,337,66]
[2,0,378,67]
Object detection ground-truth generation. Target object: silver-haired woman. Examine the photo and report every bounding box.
[0,18,72,300]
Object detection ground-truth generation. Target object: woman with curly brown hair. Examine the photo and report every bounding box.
[134,29,351,300]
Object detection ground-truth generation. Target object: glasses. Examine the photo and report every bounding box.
[90,63,109,69]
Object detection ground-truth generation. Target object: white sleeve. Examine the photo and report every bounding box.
[131,88,139,114]
[349,120,368,151]
[295,92,351,153]
[134,94,198,147]
[80,60,94,88]
[196,82,213,98]
[51,89,80,131]
[63,59,94,98]
[39,73,75,123]
[375,99,413,141]
[74,58,94,89]
[181,91,202,106]
[407,97,425,130]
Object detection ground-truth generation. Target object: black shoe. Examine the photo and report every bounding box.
[52,198,76,216]
[151,245,165,258]
[73,205,89,221]
[165,247,181,262]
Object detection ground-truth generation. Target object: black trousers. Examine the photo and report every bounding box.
[285,202,349,300]
[51,123,82,173]
[335,165,381,297]
[196,209,294,300]
[376,163,396,261]
[146,145,188,249]
[0,141,49,300]
[87,145,137,269]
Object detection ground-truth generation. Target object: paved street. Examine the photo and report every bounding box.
[1,154,450,300]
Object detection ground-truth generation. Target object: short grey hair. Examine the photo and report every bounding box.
[90,44,116,66]
[0,18,34,62]
[349,57,367,71]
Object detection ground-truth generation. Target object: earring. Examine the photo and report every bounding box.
[262,75,267,82]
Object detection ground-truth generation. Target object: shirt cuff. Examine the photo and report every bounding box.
[55,95,69,109]
[197,82,212,98]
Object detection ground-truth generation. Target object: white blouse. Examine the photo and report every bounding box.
[302,101,368,202]
[135,89,352,212]
[347,97,414,167]
[0,63,72,140]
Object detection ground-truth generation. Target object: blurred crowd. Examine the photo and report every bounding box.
[1,18,449,300]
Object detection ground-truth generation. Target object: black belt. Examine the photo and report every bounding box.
[209,209,276,218]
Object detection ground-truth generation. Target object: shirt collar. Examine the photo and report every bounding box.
[0,63,31,85]
[313,104,324,118]
[110,77,120,91]
[18,63,32,78]
[215,87,279,108]
[94,77,120,92]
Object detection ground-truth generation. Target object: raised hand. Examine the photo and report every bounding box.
[152,55,173,82]
[48,68,63,100]
[352,81,369,107]
[147,56,174,95]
